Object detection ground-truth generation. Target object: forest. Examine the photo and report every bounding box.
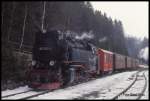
[1,1,148,90]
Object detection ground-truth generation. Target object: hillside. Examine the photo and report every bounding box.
[2,1,136,90]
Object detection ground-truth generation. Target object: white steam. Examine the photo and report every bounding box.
[138,47,149,61]
[75,31,94,40]
[99,37,107,43]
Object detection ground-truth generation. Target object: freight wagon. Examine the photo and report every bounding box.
[126,56,132,69]
[113,53,126,71]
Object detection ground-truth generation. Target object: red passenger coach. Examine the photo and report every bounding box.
[97,48,113,74]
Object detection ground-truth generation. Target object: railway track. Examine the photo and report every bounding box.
[112,70,147,100]
[2,70,147,100]
[2,90,32,98]
[1,72,122,100]
[2,89,53,100]
[72,70,147,100]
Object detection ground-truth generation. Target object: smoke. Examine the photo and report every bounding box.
[65,30,73,36]
[75,31,94,40]
[62,30,76,38]
[99,37,107,43]
[138,47,149,61]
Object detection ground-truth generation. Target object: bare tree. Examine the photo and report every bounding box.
[41,1,46,33]
[19,4,28,51]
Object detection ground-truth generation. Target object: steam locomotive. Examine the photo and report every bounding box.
[27,30,140,90]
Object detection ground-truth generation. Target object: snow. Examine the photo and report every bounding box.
[1,86,31,97]
[116,71,146,99]
[2,90,45,100]
[2,70,148,100]
[141,71,149,99]
[29,71,138,99]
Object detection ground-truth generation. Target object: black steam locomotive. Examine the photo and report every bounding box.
[27,30,97,90]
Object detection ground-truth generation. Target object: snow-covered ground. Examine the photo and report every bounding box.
[2,86,31,97]
[30,71,138,99]
[2,70,148,100]
[139,65,149,68]
[141,71,149,99]
[116,71,147,100]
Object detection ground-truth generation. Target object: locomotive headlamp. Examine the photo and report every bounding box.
[32,60,36,66]
[49,61,55,66]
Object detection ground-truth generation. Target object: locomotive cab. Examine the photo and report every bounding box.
[63,37,98,84]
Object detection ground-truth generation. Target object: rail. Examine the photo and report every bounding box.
[112,70,147,100]
[136,72,147,99]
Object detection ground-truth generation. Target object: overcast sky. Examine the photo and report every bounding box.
[91,2,148,39]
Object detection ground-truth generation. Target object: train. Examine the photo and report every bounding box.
[26,30,140,90]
